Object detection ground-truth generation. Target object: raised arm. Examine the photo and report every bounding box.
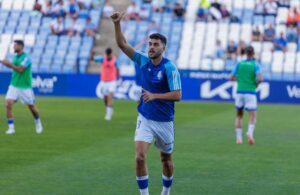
[111,12,135,59]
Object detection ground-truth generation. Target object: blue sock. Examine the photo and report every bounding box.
[7,118,14,129]
[136,175,149,190]
[162,174,173,189]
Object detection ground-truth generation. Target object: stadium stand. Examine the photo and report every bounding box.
[1,0,300,81]
[177,0,300,81]
[117,0,188,75]
[0,0,103,73]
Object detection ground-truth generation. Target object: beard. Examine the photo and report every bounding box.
[148,51,162,59]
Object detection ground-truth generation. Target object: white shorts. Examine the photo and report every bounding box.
[134,114,175,154]
[5,85,35,105]
[235,93,257,111]
[99,80,117,96]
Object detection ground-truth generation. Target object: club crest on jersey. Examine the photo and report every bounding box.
[157,71,163,80]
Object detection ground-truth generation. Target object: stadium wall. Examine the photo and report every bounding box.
[0,72,299,104]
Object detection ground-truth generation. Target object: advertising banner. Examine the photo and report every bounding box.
[0,72,299,104]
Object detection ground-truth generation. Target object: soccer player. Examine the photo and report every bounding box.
[230,46,263,145]
[0,40,43,134]
[111,12,182,195]
[94,47,120,121]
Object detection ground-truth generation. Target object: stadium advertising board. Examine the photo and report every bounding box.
[0,72,299,104]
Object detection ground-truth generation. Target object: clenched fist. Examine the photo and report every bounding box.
[110,12,126,23]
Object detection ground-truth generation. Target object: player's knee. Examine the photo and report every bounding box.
[6,101,13,110]
[135,153,147,165]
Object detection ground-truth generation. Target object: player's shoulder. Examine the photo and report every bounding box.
[133,51,150,65]
[134,51,149,60]
[162,58,178,71]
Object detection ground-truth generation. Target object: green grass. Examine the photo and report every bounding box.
[0,97,299,195]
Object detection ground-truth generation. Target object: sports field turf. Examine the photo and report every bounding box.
[0,97,299,195]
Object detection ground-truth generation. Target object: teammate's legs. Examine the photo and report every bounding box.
[5,86,18,134]
[104,92,113,120]
[235,94,244,144]
[245,94,257,145]
[247,110,256,145]
[160,152,174,195]
[235,109,243,144]
[103,95,108,106]
[135,141,151,195]
[28,104,43,134]
[6,99,15,134]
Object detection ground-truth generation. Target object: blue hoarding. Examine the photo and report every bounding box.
[0,72,299,104]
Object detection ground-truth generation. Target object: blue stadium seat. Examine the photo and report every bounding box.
[31,55,41,64]
[31,63,39,73]
[48,35,58,43]
[55,49,67,59]
[253,15,264,25]
[79,50,90,59]
[90,9,101,24]
[24,46,32,53]
[40,26,51,35]
[0,10,9,21]
[59,35,70,44]
[16,26,27,34]
[271,73,283,80]
[30,21,41,29]
[151,12,162,25]
[79,59,88,73]
[232,9,242,19]
[225,60,236,71]
[27,28,39,35]
[7,20,18,28]
[51,64,62,73]
[39,64,51,73]
[10,11,21,21]
[283,73,295,81]
[57,43,69,52]
[264,15,275,24]
[138,21,148,33]
[32,48,43,57]
[44,49,55,58]
[62,65,77,73]
[41,57,52,65]
[42,17,52,27]
[21,11,31,19]
[4,26,16,34]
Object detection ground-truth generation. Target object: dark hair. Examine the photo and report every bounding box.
[106,48,112,55]
[245,46,254,56]
[14,40,24,47]
[149,33,167,46]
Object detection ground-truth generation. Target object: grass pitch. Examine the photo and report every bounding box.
[0,97,299,195]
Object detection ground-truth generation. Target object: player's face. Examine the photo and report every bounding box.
[13,43,22,53]
[148,39,165,60]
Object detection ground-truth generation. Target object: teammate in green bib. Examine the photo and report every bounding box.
[230,46,263,145]
[0,40,43,135]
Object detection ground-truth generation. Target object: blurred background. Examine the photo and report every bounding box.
[0,0,299,103]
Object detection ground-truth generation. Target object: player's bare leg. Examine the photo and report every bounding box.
[160,152,174,195]
[28,104,43,134]
[247,111,256,145]
[135,141,150,195]
[235,109,243,144]
[6,99,15,134]
[104,93,114,120]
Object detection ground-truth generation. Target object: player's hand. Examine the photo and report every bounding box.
[142,89,156,103]
[110,12,126,23]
